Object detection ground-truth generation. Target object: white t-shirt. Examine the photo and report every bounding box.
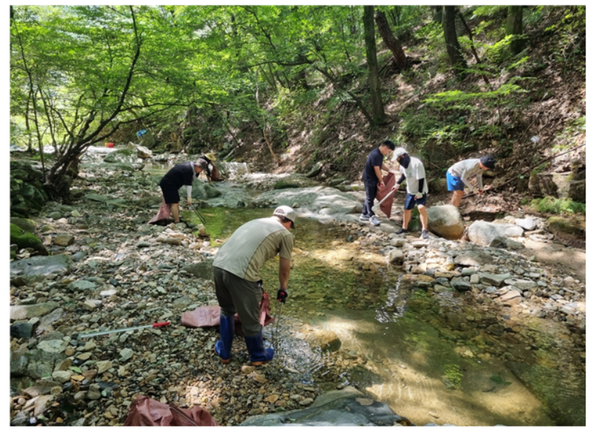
[400,157,428,195]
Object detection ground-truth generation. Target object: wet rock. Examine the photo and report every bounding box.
[11,322,34,339]
[310,330,342,352]
[427,205,464,240]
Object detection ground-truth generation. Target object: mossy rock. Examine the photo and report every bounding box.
[10,223,48,255]
[547,217,585,238]
[10,217,37,233]
[273,181,301,190]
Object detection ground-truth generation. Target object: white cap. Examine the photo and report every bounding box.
[393,147,408,160]
[273,205,297,228]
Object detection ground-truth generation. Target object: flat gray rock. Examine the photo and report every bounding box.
[10,254,73,277]
[241,386,408,426]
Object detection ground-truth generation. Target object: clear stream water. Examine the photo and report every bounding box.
[135,153,584,427]
[182,205,584,426]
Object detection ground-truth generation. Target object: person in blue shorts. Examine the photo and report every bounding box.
[446,156,496,208]
[391,147,429,239]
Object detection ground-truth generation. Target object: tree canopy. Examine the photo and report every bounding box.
[10,5,586,197]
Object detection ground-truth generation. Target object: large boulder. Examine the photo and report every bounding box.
[240,386,409,426]
[427,205,464,240]
[10,217,38,233]
[467,221,524,247]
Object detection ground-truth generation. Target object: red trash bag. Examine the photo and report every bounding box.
[148,198,171,224]
[375,172,397,218]
[124,395,218,426]
[181,292,275,335]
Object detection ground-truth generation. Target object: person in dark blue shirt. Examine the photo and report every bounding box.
[158,159,208,223]
[360,140,395,226]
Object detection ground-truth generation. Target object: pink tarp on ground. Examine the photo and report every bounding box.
[124,395,218,426]
[375,172,397,218]
[181,292,275,335]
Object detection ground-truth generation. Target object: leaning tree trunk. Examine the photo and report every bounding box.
[506,6,526,55]
[363,6,386,125]
[375,10,408,71]
[442,6,468,80]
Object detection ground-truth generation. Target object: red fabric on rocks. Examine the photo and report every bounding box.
[375,172,397,218]
[124,395,218,426]
[148,198,171,224]
[181,292,275,335]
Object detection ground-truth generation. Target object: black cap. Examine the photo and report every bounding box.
[480,155,496,169]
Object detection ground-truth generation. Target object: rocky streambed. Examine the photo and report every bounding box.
[10,150,586,426]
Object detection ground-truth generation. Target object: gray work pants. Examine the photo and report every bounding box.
[213,266,263,336]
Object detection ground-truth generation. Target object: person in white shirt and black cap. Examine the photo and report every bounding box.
[391,147,430,239]
[446,155,496,208]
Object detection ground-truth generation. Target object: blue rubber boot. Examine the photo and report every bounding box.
[214,315,234,363]
[244,328,274,366]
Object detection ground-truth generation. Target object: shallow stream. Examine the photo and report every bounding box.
[180,205,584,426]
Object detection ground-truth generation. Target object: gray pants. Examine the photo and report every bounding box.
[213,267,263,336]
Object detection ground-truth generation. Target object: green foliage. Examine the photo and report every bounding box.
[544,6,585,70]
[531,197,585,215]
[490,374,512,386]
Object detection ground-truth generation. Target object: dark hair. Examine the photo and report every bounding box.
[382,140,396,150]
[480,155,496,169]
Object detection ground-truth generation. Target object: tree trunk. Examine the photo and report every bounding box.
[363,6,386,125]
[506,6,526,55]
[431,6,443,23]
[442,6,467,80]
[375,10,408,71]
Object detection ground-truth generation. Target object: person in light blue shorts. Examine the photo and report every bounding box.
[446,156,496,208]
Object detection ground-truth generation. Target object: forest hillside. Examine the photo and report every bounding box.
[11,5,586,230]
